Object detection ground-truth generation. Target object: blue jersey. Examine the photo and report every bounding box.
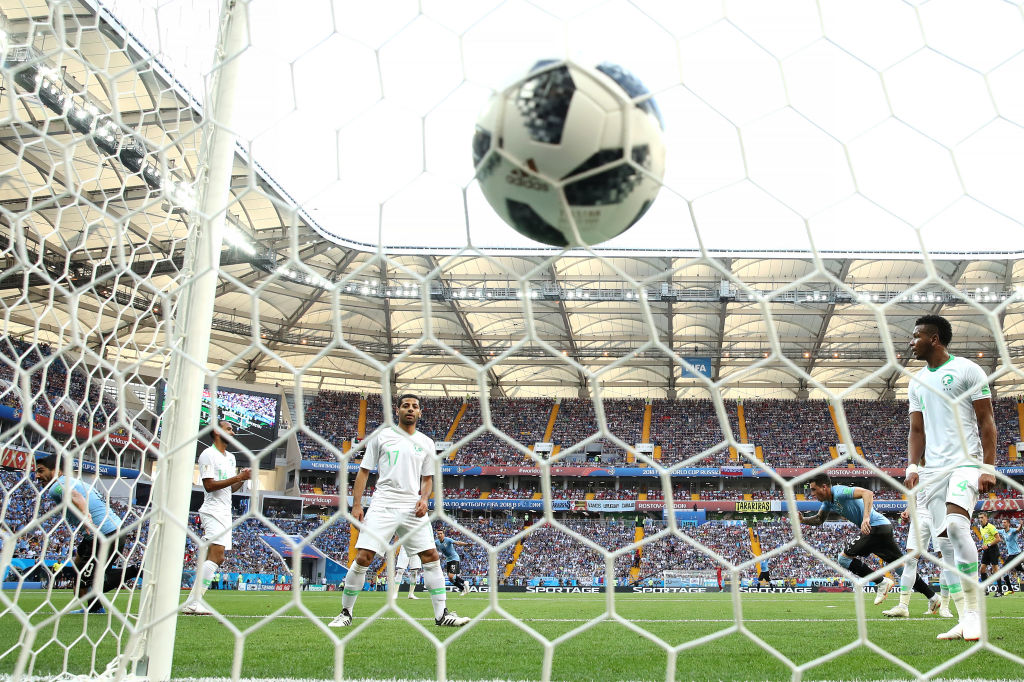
[1000,526,1021,555]
[435,537,460,562]
[48,476,119,536]
[818,485,889,528]
[758,559,769,573]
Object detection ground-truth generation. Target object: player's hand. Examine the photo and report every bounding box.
[905,471,919,490]
[237,468,252,481]
[414,500,428,517]
[861,520,872,535]
[351,506,364,523]
[979,473,996,494]
[900,509,910,522]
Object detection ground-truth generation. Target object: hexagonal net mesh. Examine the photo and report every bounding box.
[1,1,1024,681]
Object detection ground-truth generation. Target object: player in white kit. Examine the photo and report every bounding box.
[883,482,960,618]
[904,315,997,642]
[329,394,469,628]
[182,420,251,615]
[394,542,423,599]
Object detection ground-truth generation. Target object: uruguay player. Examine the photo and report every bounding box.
[801,473,939,613]
[435,529,472,595]
[999,518,1021,594]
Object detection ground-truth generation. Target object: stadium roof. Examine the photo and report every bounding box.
[2,1,1023,401]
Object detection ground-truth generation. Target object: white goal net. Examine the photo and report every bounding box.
[1,1,1024,681]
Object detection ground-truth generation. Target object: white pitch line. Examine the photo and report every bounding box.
[204,614,1024,623]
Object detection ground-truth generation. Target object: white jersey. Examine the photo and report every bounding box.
[361,426,435,508]
[908,355,990,472]
[197,445,236,517]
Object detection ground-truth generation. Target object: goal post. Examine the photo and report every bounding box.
[129,1,248,680]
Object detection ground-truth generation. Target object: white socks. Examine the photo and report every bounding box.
[935,535,967,616]
[422,560,447,620]
[342,562,369,613]
[945,514,980,614]
[186,560,218,604]
[898,557,917,605]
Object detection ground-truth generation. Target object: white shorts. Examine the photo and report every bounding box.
[355,505,434,557]
[199,511,232,550]
[921,466,980,537]
[905,509,934,553]
[396,545,422,570]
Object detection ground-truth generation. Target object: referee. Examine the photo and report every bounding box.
[977,512,1003,597]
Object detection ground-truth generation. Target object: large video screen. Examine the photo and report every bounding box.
[197,387,281,470]
[159,383,281,470]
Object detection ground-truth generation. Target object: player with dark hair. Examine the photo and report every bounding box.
[330,394,469,628]
[435,528,472,595]
[976,512,1003,597]
[181,420,251,615]
[801,473,939,612]
[999,518,1021,593]
[34,454,140,614]
[905,314,997,641]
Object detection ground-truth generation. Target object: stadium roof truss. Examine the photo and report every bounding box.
[2,1,1023,401]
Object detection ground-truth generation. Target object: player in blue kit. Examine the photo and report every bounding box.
[999,518,1021,594]
[435,529,472,595]
[34,454,140,614]
[801,473,939,611]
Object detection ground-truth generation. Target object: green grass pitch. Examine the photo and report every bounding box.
[2,590,1024,680]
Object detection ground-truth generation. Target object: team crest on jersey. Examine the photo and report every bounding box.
[941,374,954,388]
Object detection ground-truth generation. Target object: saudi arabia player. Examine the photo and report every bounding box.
[330,394,469,628]
[182,420,251,615]
[435,529,472,595]
[802,473,939,612]
[882,482,962,619]
[906,314,997,641]
[393,540,422,599]
[998,518,1021,593]
[34,454,141,614]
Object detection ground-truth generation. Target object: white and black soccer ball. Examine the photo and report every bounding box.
[472,60,666,247]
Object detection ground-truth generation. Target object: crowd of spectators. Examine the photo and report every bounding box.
[0,337,150,439]
[637,522,752,577]
[743,399,834,470]
[293,391,1024,470]
[509,519,637,580]
[650,398,738,466]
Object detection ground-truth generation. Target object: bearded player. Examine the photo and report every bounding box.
[329,394,469,628]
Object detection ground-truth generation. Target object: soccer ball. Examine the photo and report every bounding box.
[472,60,666,247]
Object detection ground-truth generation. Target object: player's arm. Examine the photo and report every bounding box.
[851,487,875,535]
[202,468,250,493]
[906,411,925,490]
[800,507,827,526]
[415,474,432,518]
[973,397,997,494]
[69,489,99,535]
[349,467,370,522]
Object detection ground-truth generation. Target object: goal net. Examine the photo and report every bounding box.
[1,1,1023,681]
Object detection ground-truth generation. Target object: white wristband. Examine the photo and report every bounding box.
[905,463,919,477]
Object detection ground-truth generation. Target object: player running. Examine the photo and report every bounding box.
[435,529,472,595]
[905,314,997,641]
[329,394,469,628]
[998,518,1021,594]
[801,473,939,613]
[34,455,140,615]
